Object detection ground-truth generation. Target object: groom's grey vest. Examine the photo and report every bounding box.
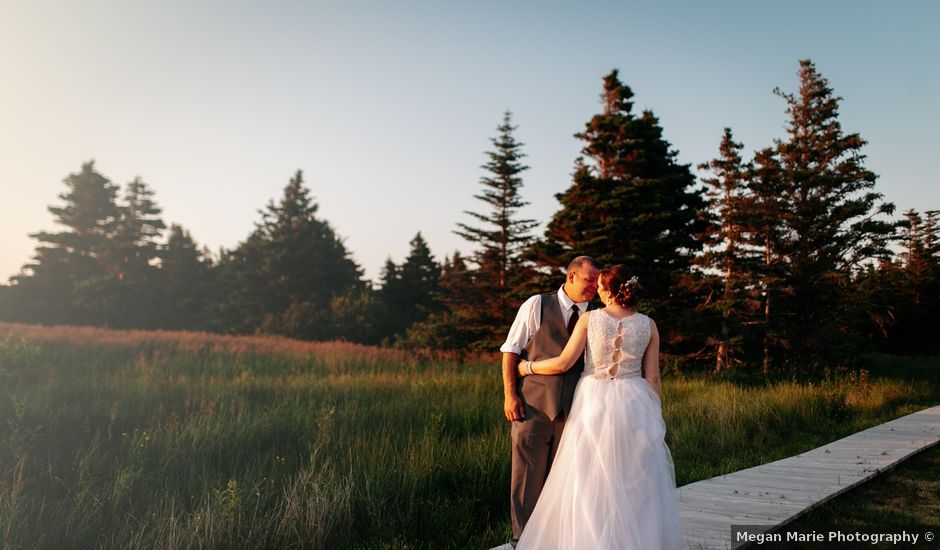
[518,293,594,421]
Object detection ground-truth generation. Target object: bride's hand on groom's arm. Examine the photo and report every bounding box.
[525,314,591,376]
[517,361,530,377]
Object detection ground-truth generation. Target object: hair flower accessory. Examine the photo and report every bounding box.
[618,276,639,292]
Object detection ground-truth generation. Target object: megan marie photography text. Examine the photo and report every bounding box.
[733,526,935,547]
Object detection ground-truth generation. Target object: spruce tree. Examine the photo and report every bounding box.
[529,70,705,323]
[695,128,760,371]
[746,148,791,371]
[900,209,928,305]
[15,161,121,324]
[111,178,165,275]
[924,210,940,261]
[260,170,361,306]
[436,251,478,323]
[887,209,940,353]
[398,232,441,313]
[377,232,441,341]
[377,257,401,298]
[160,224,214,330]
[212,235,269,333]
[852,258,903,349]
[402,251,490,351]
[772,60,897,366]
[108,177,166,327]
[455,111,537,317]
[216,170,362,339]
[445,111,543,349]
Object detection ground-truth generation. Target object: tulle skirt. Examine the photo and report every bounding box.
[517,375,682,550]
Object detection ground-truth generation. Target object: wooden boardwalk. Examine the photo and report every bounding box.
[679,405,940,549]
[488,405,940,550]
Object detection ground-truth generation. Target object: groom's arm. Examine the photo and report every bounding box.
[502,353,525,422]
[500,295,541,422]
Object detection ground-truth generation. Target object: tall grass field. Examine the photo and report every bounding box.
[1,323,937,548]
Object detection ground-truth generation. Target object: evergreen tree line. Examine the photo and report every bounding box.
[1,59,936,367]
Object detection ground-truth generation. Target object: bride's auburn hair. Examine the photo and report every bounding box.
[599,264,641,307]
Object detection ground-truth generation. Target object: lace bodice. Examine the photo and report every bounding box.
[583,310,651,379]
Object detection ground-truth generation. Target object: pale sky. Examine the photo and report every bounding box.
[1,1,937,283]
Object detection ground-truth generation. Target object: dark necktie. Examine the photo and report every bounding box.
[567,305,580,335]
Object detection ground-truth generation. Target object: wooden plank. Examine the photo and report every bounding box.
[758,469,864,481]
[679,506,791,524]
[678,493,808,510]
[683,485,824,500]
[689,475,833,495]
[677,405,940,550]
[678,504,804,522]
[678,490,814,508]
[810,444,929,454]
[681,489,820,506]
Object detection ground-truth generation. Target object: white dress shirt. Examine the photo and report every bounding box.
[499,285,591,355]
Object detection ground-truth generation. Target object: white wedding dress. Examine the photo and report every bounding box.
[517,310,682,550]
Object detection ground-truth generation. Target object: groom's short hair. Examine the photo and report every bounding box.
[566,256,598,274]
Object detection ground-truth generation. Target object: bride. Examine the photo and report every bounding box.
[515,265,682,549]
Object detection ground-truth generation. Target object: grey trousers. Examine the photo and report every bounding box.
[510,402,567,541]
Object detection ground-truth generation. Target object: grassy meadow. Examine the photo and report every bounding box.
[0,322,937,549]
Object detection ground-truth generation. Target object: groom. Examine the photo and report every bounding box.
[500,255,599,544]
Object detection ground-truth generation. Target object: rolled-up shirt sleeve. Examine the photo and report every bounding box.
[499,295,541,355]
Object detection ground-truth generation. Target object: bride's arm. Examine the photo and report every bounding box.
[642,319,662,397]
[517,313,590,376]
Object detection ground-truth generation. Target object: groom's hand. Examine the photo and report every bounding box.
[504,393,525,422]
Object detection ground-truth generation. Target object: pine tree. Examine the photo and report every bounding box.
[900,209,928,304]
[886,209,940,353]
[378,257,400,295]
[746,148,791,372]
[111,178,165,275]
[455,111,537,318]
[398,232,441,313]
[261,170,361,306]
[924,210,940,261]
[772,60,897,366]
[14,161,121,324]
[695,128,760,371]
[852,258,903,348]
[529,70,705,325]
[377,232,441,341]
[917,210,940,353]
[212,235,269,333]
[215,170,362,339]
[160,224,214,330]
[402,251,490,351]
[108,177,166,327]
[436,251,478,322]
